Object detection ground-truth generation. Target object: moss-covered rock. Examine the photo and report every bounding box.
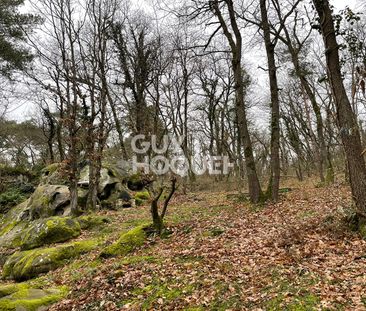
[79,167,120,197]
[24,185,70,220]
[0,202,30,250]
[40,163,67,185]
[127,173,146,191]
[79,165,135,210]
[0,283,67,311]
[0,248,16,267]
[77,188,89,207]
[42,163,60,176]
[0,221,18,238]
[0,222,28,250]
[20,217,81,250]
[3,240,98,281]
[100,182,134,209]
[77,215,110,230]
[0,284,20,298]
[100,224,150,258]
[0,200,28,229]
[134,190,150,206]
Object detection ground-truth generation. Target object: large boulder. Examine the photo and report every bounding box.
[78,166,116,190]
[3,240,97,281]
[0,161,142,257]
[79,166,119,198]
[0,283,67,311]
[79,165,135,208]
[40,163,67,185]
[20,217,81,250]
[100,182,135,209]
[0,202,30,249]
[0,222,27,249]
[21,185,70,220]
[127,173,151,191]
[100,224,150,258]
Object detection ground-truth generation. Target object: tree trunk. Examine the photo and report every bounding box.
[106,89,128,159]
[233,57,263,202]
[313,0,366,216]
[151,190,163,234]
[211,0,262,203]
[260,0,280,202]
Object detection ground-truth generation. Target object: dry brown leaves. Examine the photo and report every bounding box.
[49,184,366,311]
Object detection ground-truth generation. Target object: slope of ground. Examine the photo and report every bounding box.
[13,183,366,310]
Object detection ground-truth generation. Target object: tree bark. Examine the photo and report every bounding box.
[260,0,280,202]
[313,0,366,215]
[211,0,262,203]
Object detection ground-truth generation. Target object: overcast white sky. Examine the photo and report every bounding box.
[6,0,361,121]
[334,0,358,9]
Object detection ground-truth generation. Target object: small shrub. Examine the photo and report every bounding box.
[0,189,26,213]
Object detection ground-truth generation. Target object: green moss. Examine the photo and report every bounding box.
[0,221,28,249]
[144,286,182,305]
[26,184,71,220]
[62,258,103,283]
[0,284,22,298]
[100,224,150,258]
[266,293,319,311]
[357,216,366,239]
[77,215,111,230]
[280,188,292,193]
[134,191,150,206]
[128,173,141,184]
[263,269,320,310]
[40,163,66,184]
[26,185,50,215]
[124,280,196,310]
[206,281,243,310]
[3,240,98,281]
[135,198,143,206]
[25,276,52,290]
[20,217,81,250]
[42,163,60,175]
[0,222,17,237]
[203,227,225,237]
[0,283,67,311]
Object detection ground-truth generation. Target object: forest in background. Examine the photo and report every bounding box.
[0,0,366,196]
[1,1,366,309]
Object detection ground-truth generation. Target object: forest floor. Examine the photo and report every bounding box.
[38,182,366,310]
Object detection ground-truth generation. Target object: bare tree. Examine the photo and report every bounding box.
[312,0,366,222]
[259,0,280,201]
[207,0,263,202]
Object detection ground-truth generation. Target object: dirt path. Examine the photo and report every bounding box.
[50,185,366,310]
